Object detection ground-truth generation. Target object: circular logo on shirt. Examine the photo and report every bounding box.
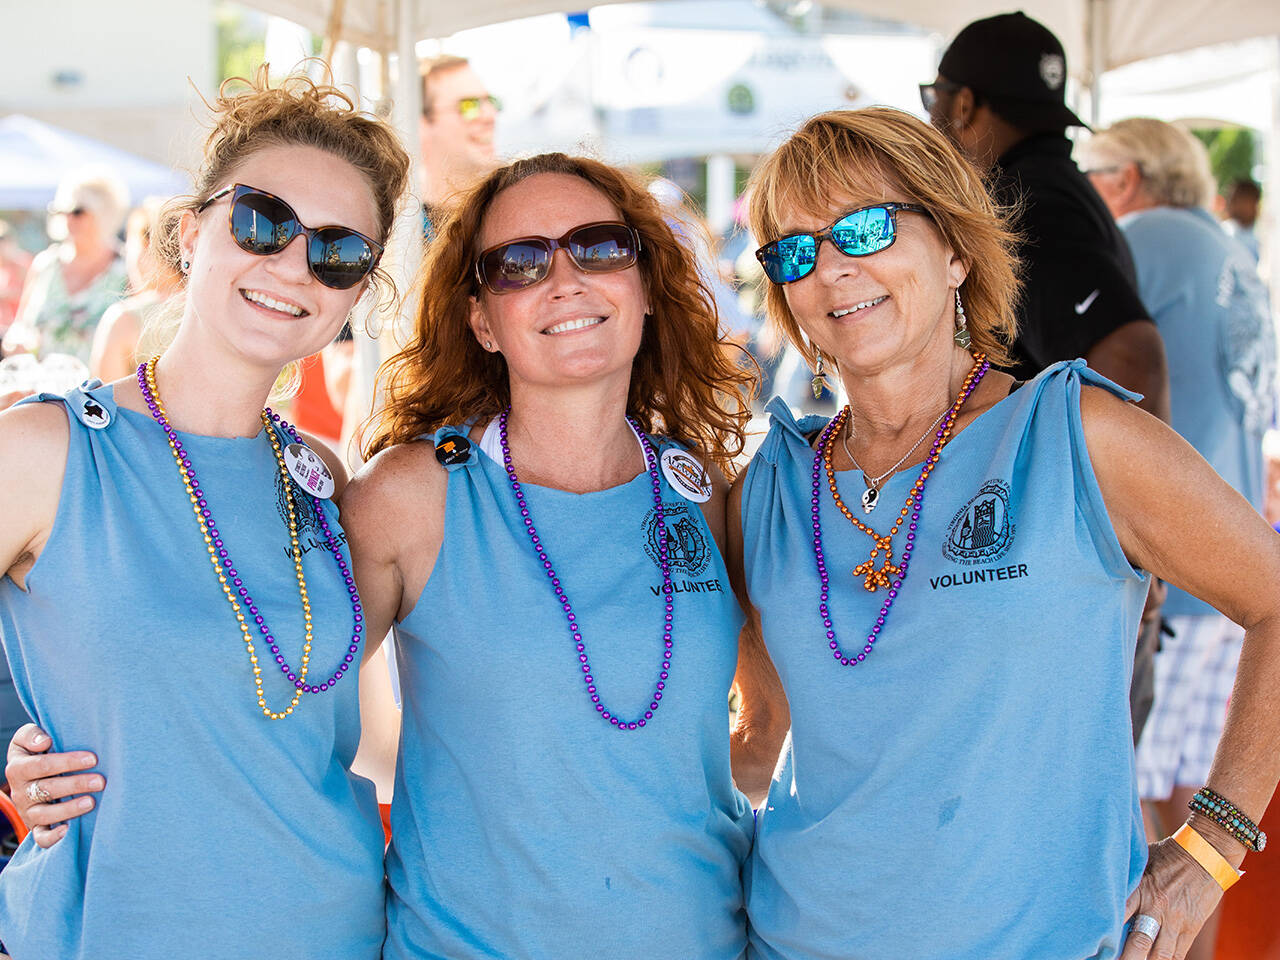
[642,501,711,576]
[943,479,1015,566]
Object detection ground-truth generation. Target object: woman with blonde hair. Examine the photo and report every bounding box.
[3,170,129,363]
[344,151,762,958]
[0,68,408,957]
[731,107,1280,960]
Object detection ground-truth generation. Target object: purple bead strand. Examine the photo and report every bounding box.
[812,359,988,666]
[498,407,672,730]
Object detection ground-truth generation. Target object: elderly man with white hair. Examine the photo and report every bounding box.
[2,169,129,364]
[1081,116,1277,960]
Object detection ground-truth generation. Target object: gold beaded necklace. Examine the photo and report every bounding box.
[144,357,314,719]
[822,353,987,592]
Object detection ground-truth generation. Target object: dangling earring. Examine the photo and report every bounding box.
[953,289,972,349]
[811,347,828,400]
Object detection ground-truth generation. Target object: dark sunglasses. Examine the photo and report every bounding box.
[918,78,962,113]
[474,221,641,295]
[755,203,929,285]
[198,184,383,290]
[48,205,87,217]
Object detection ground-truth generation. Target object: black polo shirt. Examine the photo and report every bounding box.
[991,134,1152,379]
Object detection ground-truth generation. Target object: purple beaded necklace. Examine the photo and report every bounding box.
[498,407,672,730]
[138,360,363,717]
[811,357,989,666]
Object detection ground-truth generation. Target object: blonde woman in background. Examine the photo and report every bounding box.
[2,171,128,363]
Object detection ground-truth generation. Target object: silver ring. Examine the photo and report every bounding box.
[1132,914,1161,940]
[25,780,53,805]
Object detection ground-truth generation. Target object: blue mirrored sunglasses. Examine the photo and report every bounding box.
[755,202,930,285]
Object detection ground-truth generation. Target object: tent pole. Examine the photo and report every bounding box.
[1086,0,1107,127]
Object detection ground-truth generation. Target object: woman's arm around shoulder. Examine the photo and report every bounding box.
[339,439,449,661]
[725,469,789,808]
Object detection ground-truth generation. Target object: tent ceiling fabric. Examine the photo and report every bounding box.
[248,0,1280,75]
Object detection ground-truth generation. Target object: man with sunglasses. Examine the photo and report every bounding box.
[924,12,1169,744]
[419,55,501,240]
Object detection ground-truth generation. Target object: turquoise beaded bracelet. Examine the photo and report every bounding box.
[1190,787,1267,853]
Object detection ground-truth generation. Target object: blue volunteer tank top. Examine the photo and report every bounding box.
[383,425,753,960]
[741,361,1150,960]
[0,383,385,959]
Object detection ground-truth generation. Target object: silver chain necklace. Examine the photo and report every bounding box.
[842,407,951,513]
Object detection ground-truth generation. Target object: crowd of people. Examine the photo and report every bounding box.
[0,12,1277,960]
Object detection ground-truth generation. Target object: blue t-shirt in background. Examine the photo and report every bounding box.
[1120,205,1275,617]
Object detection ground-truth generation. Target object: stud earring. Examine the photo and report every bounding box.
[811,347,828,400]
[485,340,493,351]
[953,289,972,349]
[181,259,190,274]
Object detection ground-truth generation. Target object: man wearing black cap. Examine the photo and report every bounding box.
[924,11,1167,743]
[923,11,1169,419]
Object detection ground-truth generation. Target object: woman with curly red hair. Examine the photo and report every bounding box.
[345,152,764,959]
[0,69,408,957]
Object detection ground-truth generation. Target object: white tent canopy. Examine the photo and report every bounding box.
[0,115,191,211]
[251,0,1280,81]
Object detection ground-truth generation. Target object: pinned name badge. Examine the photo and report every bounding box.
[434,434,472,466]
[660,448,713,503]
[78,396,111,430]
[283,442,335,499]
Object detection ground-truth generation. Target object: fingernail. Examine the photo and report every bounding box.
[30,733,47,746]
[88,776,104,790]
[77,797,93,811]
[77,754,95,767]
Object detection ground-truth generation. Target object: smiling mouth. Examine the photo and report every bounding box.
[241,289,308,318]
[543,317,605,335]
[830,296,888,319]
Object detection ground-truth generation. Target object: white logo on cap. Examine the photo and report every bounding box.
[1039,53,1065,90]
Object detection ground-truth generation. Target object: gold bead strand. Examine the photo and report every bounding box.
[144,358,310,719]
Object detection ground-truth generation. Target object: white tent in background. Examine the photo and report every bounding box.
[0,115,190,211]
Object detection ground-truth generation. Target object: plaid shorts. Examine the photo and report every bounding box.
[1135,613,1244,800]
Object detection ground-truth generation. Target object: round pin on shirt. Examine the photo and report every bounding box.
[660,447,712,503]
[283,442,335,499]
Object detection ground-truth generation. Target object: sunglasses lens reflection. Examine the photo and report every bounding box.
[484,241,552,292]
[309,229,377,289]
[831,207,893,256]
[230,192,298,255]
[566,224,637,272]
[760,235,816,284]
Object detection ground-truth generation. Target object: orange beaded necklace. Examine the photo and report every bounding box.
[821,353,987,592]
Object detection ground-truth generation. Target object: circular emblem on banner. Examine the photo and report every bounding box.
[943,479,1015,566]
[643,501,711,576]
[661,448,713,503]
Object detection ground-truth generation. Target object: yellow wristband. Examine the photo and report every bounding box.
[1173,823,1244,891]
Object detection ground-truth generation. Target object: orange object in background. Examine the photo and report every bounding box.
[1215,793,1280,960]
[380,802,392,846]
[290,352,343,447]
[0,790,28,844]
